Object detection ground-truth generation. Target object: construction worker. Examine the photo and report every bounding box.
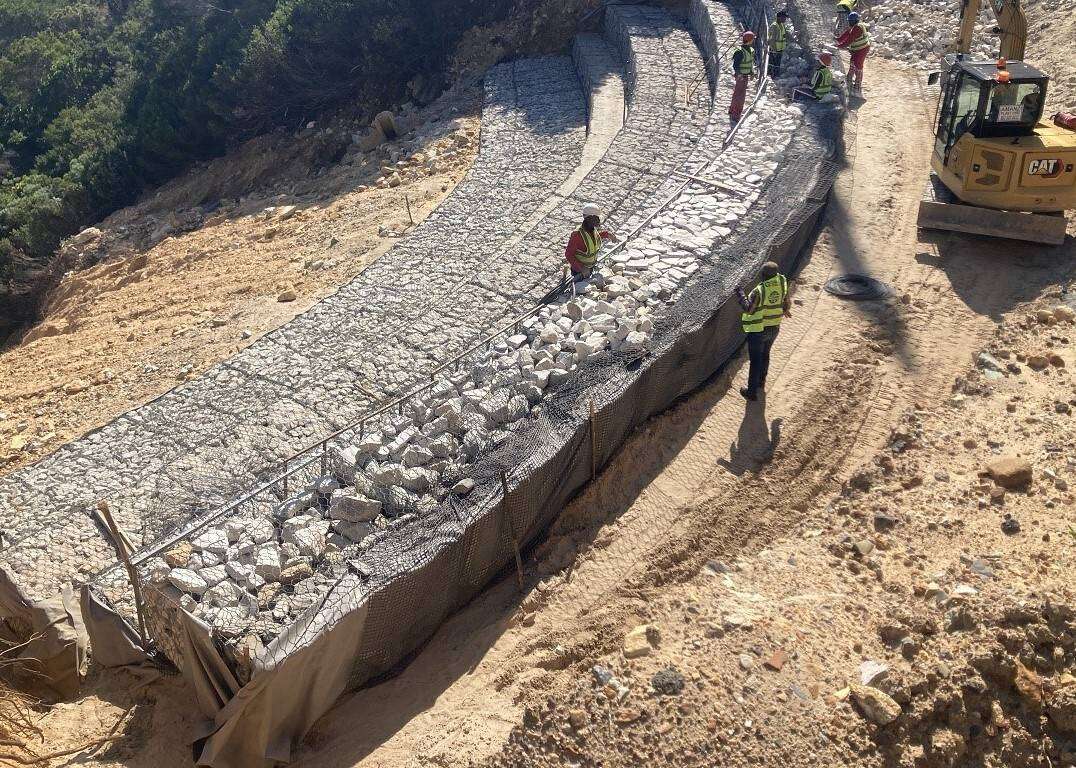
[729,31,756,124]
[811,51,834,100]
[835,11,870,95]
[834,0,869,31]
[768,11,789,78]
[736,261,791,401]
[564,203,619,279]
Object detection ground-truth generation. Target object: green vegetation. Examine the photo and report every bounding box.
[0,0,515,323]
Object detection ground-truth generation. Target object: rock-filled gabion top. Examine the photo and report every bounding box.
[147,57,812,651]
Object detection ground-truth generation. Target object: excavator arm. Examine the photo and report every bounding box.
[957,0,1027,60]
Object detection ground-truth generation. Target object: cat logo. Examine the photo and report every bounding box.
[1027,158,1062,178]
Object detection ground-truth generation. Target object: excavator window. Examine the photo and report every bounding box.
[936,71,984,159]
[984,80,1042,126]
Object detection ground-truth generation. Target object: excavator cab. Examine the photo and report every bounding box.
[933,59,1047,163]
[919,55,1075,245]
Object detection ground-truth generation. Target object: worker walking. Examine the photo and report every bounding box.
[729,31,756,124]
[835,11,870,95]
[811,51,834,100]
[736,261,791,401]
[564,203,619,280]
[768,11,789,78]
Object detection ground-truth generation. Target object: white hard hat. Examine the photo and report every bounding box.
[582,203,601,218]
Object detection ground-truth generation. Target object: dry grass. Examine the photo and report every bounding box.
[0,640,44,763]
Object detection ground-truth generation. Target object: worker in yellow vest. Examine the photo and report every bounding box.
[811,51,834,100]
[768,10,789,78]
[736,261,791,401]
[835,11,871,95]
[564,203,619,279]
[729,31,756,124]
[834,0,870,32]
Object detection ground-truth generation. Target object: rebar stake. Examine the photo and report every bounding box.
[589,399,598,479]
[500,472,525,592]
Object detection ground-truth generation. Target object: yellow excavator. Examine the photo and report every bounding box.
[917,0,1076,245]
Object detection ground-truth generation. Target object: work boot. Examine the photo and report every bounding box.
[739,387,757,402]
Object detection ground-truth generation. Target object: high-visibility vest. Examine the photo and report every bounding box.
[812,66,833,98]
[741,274,788,333]
[836,0,856,11]
[849,22,871,51]
[769,22,787,52]
[575,227,602,266]
[735,45,755,75]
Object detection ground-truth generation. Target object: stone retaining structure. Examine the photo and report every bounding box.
[137,0,822,685]
[2,1,847,761]
[3,1,847,763]
[156,0,847,760]
[0,5,715,627]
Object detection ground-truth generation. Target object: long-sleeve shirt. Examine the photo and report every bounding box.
[564,229,613,272]
[732,47,753,76]
[836,24,867,50]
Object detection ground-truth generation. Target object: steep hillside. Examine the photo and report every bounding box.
[0,90,480,473]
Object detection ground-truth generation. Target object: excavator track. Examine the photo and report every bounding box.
[917,172,1068,245]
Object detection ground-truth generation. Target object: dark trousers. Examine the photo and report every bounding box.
[768,51,783,78]
[746,327,779,395]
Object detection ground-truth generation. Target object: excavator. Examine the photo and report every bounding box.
[917,0,1076,245]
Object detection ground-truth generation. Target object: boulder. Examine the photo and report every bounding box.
[334,520,374,544]
[163,541,193,568]
[623,624,660,659]
[986,456,1033,488]
[851,684,902,725]
[253,544,282,581]
[192,527,230,555]
[328,491,382,522]
[168,568,209,596]
[279,561,314,586]
[204,580,243,608]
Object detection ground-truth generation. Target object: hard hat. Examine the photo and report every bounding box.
[776,9,789,18]
[996,57,1007,70]
[582,203,601,218]
[742,31,756,43]
[819,51,833,65]
[847,11,859,23]
[996,70,1011,83]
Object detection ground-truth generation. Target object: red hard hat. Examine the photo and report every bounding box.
[742,31,756,43]
[819,51,833,65]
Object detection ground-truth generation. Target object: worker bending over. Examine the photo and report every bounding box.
[729,31,756,124]
[564,204,619,280]
[768,11,789,78]
[835,11,870,95]
[736,261,791,401]
[811,51,834,99]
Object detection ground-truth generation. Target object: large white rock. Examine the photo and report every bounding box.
[402,444,434,467]
[249,517,276,545]
[168,568,208,596]
[144,557,171,583]
[253,544,282,581]
[334,520,374,545]
[191,527,230,555]
[204,580,243,608]
[283,524,327,559]
[200,565,228,587]
[328,491,382,522]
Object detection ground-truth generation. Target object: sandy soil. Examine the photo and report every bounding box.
[4,8,1076,768]
[0,94,480,474]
